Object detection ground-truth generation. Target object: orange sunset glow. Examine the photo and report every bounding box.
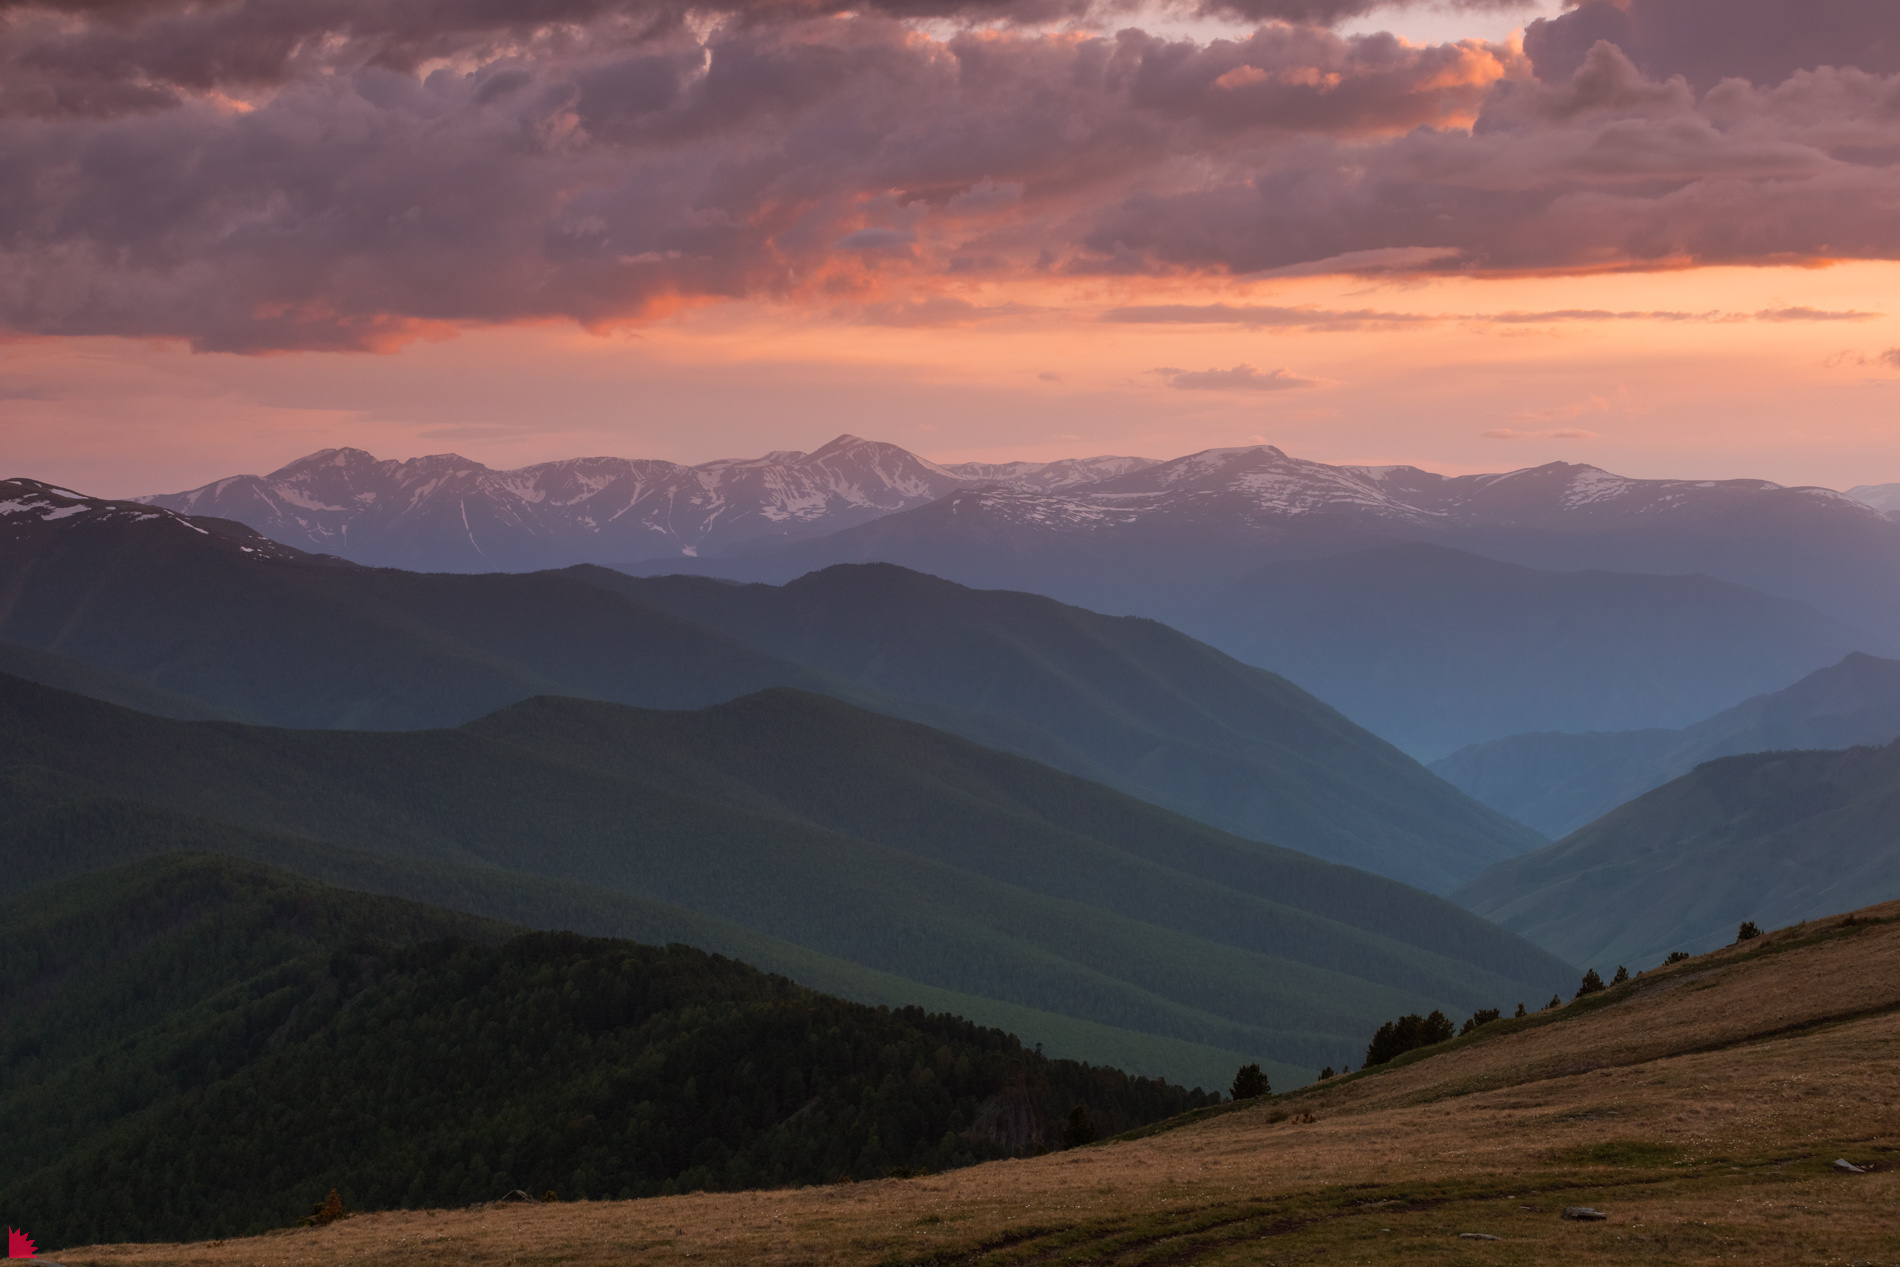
[4,0,1900,497]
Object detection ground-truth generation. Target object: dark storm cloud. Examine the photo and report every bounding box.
[0,0,1895,349]
[1524,0,1900,92]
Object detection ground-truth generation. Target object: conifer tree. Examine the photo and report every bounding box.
[1230,1063,1270,1100]
[1575,968,1605,998]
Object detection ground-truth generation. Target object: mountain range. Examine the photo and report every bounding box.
[0,670,1576,1088]
[0,477,1537,891]
[135,440,1900,752]
[1174,543,1875,758]
[137,436,1157,572]
[1454,739,1900,969]
[1434,652,1900,838]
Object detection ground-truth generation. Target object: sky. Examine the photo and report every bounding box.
[3,0,1900,497]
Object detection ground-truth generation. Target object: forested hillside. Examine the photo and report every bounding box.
[0,855,1212,1247]
[0,671,1575,1085]
[1456,741,1900,965]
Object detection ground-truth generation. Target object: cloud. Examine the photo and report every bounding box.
[1081,43,1900,278]
[846,295,1029,325]
[1482,427,1600,439]
[834,228,918,252]
[0,0,1894,350]
[1824,348,1900,371]
[1156,364,1320,391]
[1753,306,1882,323]
[1104,304,1432,330]
[1524,0,1900,92]
[1107,303,1883,330]
[1038,371,1063,382]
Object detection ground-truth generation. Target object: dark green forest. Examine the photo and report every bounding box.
[0,854,1215,1248]
[0,669,1575,1083]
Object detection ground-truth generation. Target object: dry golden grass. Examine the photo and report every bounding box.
[58,903,1900,1267]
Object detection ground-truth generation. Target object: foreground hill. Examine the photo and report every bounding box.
[571,563,1540,887]
[50,900,1900,1266]
[1454,741,1900,966]
[1434,651,1900,837]
[1189,543,1874,760]
[0,479,1535,890]
[0,673,1574,1085]
[0,854,1212,1247]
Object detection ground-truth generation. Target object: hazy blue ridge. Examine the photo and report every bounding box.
[1453,740,1900,967]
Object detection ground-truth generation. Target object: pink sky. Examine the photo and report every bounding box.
[3,0,1898,497]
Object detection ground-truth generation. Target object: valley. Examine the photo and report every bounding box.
[9,4,1900,1260]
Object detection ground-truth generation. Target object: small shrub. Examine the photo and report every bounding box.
[1459,1008,1501,1036]
[1513,1002,1526,1018]
[1611,965,1629,985]
[299,1190,348,1228]
[1664,951,1691,965]
[1736,920,1762,942]
[1230,1063,1270,1101]
[1061,1104,1097,1147]
[1545,994,1561,1010]
[1575,968,1605,998]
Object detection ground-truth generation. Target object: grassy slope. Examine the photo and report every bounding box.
[0,673,1573,1078]
[56,899,1900,1267]
[572,563,1544,892]
[1454,742,1900,968]
[0,855,1217,1246]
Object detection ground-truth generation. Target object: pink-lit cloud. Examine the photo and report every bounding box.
[1156,364,1321,390]
[0,0,1894,351]
[1481,426,1600,439]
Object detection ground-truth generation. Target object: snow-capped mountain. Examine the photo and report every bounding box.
[716,443,1900,650]
[1847,483,1900,520]
[941,455,1160,491]
[1,478,319,565]
[134,435,1900,637]
[987,443,1881,533]
[138,435,1154,572]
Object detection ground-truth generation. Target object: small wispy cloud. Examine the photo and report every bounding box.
[1155,364,1320,392]
[1481,427,1600,440]
[1106,304,1429,330]
[1754,306,1882,323]
[1108,305,1882,331]
[1823,348,1900,370]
